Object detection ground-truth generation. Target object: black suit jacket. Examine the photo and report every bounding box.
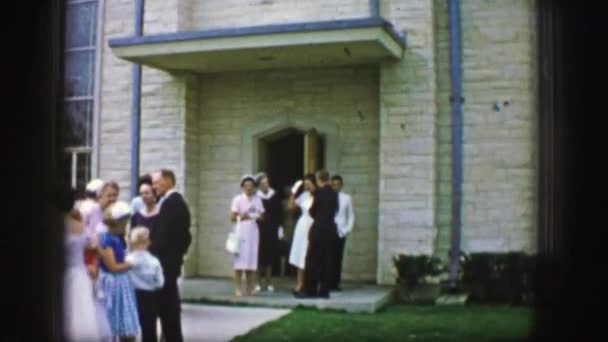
[150,191,192,279]
[308,185,339,242]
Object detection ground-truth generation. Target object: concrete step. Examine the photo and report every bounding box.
[179,277,395,313]
[435,293,469,305]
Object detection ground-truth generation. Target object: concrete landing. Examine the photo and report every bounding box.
[179,277,394,313]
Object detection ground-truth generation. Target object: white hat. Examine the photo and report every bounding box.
[255,172,268,181]
[85,179,104,195]
[241,174,255,184]
[110,201,131,220]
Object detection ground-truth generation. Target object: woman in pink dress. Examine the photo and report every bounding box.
[230,175,265,297]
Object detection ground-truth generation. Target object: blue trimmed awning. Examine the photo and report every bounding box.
[109,17,406,73]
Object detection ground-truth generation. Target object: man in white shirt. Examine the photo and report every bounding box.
[126,226,164,342]
[331,175,355,291]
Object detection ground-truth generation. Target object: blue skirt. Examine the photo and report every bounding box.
[98,271,141,337]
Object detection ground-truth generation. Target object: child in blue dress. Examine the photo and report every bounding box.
[97,201,141,341]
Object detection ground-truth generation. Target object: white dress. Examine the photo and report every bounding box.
[288,191,315,269]
[64,231,100,341]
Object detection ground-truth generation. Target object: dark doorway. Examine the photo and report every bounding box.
[258,128,325,277]
[263,129,305,195]
[259,128,326,197]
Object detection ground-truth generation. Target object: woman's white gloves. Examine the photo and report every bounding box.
[291,180,303,195]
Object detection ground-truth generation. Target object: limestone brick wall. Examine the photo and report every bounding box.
[98,0,135,199]
[138,5,202,275]
[183,75,201,276]
[97,0,539,284]
[458,0,538,253]
[196,67,380,281]
[377,0,439,284]
[136,70,201,276]
[434,0,538,259]
[188,0,371,31]
[99,0,202,275]
[98,0,192,198]
[144,0,192,34]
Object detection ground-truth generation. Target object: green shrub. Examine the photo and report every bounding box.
[460,252,536,305]
[393,255,448,288]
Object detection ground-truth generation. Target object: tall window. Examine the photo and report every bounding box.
[63,0,98,194]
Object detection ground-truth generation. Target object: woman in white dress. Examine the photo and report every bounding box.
[64,209,100,342]
[288,174,317,294]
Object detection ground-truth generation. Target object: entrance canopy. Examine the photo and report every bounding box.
[109,17,405,73]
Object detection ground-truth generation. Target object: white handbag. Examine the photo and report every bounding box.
[225,216,241,254]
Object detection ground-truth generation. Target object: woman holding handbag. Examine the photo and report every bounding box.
[229,175,265,297]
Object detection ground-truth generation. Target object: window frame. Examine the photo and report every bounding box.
[63,0,104,190]
[91,0,105,178]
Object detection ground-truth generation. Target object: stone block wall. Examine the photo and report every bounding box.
[377,0,439,284]
[188,0,370,31]
[97,0,539,284]
[98,0,135,199]
[196,67,380,281]
[458,0,538,253]
[433,0,538,259]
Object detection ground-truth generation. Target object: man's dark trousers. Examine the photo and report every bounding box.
[331,236,346,289]
[302,184,339,298]
[159,277,183,342]
[304,235,337,297]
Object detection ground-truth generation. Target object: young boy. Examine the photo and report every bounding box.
[126,226,164,342]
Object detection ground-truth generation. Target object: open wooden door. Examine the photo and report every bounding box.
[303,128,321,175]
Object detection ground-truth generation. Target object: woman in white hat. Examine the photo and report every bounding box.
[78,179,104,235]
[77,179,106,278]
[288,174,317,295]
[96,201,140,341]
[229,175,265,296]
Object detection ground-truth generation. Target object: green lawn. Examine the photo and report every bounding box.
[232,305,532,341]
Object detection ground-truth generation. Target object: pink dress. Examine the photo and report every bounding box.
[230,193,265,271]
[79,199,104,237]
[78,200,103,265]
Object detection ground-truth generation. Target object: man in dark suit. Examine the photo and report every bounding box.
[151,169,191,342]
[301,169,339,299]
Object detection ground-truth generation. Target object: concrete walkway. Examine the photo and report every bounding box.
[179,277,394,313]
[175,304,290,342]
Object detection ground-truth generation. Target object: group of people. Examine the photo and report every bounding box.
[229,169,355,299]
[63,169,191,342]
[62,167,354,340]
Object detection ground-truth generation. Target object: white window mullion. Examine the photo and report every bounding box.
[92,0,105,178]
[71,152,78,188]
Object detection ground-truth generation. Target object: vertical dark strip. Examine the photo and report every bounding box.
[131,0,145,198]
[52,0,66,338]
[4,0,66,339]
[447,0,464,290]
[537,0,561,256]
[533,0,603,338]
[534,2,561,338]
